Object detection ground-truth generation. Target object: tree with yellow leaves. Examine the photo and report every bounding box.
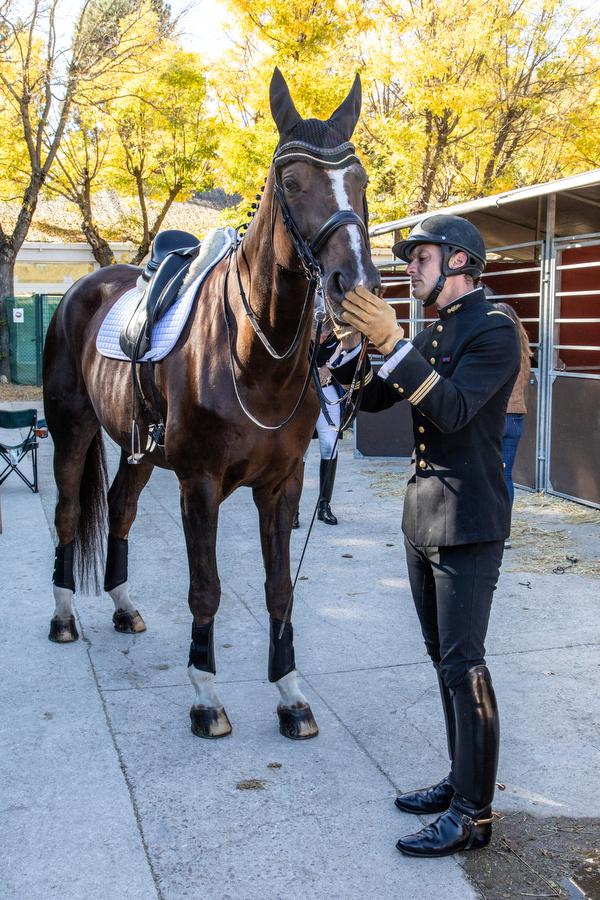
[0,0,167,377]
[214,0,599,226]
[48,44,215,265]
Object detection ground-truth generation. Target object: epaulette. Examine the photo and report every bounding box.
[487,310,514,321]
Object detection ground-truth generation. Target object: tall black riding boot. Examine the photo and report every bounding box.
[396,665,499,857]
[292,461,304,529]
[395,666,456,814]
[317,457,338,525]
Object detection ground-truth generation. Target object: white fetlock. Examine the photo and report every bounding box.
[275,669,308,709]
[188,666,223,709]
[53,585,75,619]
[108,580,137,614]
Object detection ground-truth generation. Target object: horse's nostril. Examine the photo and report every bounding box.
[332,272,346,296]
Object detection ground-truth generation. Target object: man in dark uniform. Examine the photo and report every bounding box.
[331,215,520,857]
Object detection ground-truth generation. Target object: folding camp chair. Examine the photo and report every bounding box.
[0,408,47,493]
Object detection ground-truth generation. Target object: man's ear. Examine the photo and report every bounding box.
[449,250,468,270]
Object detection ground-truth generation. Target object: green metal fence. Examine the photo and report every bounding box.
[4,294,63,385]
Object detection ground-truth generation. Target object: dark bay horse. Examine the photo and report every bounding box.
[43,68,380,739]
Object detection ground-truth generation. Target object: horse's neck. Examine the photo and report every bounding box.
[232,207,313,374]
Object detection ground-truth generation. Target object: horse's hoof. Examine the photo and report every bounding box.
[190,706,232,739]
[277,704,319,740]
[112,609,146,633]
[48,615,79,643]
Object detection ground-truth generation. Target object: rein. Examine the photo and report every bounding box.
[278,337,369,636]
[223,257,324,432]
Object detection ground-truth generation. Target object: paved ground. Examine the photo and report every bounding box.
[1,401,599,899]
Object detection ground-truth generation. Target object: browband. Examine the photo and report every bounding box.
[274,140,361,169]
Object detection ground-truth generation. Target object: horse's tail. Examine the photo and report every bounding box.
[74,429,108,595]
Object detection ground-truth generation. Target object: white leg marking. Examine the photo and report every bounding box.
[53,585,74,619]
[188,665,224,709]
[275,669,309,709]
[328,169,368,285]
[109,580,137,615]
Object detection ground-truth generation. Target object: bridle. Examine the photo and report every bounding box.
[223,139,370,431]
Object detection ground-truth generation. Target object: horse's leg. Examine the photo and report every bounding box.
[180,476,232,738]
[104,450,153,634]
[253,468,319,740]
[48,414,105,643]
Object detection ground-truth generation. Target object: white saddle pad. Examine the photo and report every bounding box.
[96,229,234,362]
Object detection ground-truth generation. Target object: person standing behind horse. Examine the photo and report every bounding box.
[332,215,520,858]
[493,302,532,548]
[294,327,343,528]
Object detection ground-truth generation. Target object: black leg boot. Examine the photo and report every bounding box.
[317,457,338,525]
[292,461,304,529]
[396,665,498,857]
[395,666,456,814]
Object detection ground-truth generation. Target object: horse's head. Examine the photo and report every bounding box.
[268,68,380,330]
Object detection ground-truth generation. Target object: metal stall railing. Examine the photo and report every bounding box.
[545,231,600,507]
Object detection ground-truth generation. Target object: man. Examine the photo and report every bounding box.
[332,214,520,857]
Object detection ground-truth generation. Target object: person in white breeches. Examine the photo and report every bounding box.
[293,338,343,528]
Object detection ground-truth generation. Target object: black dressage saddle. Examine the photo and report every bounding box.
[119,230,201,361]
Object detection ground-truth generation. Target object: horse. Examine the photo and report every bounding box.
[42,68,380,740]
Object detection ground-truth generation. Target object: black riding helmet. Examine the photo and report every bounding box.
[392,214,487,307]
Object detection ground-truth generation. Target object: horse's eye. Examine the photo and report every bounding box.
[283,178,300,194]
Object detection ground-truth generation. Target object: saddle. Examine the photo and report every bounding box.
[118,226,235,464]
[120,230,201,361]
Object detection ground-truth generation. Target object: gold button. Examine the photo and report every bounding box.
[418,459,427,470]
[418,425,425,434]
[436,324,443,332]
[429,357,436,364]
[419,443,426,452]
[397,386,404,394]
[432,340,438,348]
[393,383,399,388]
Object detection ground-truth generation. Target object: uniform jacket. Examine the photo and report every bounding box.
[332,289,520,546]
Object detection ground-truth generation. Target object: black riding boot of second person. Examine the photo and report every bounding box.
[395,666,456,815]
[396,665,499,857]
[317,457,338,525]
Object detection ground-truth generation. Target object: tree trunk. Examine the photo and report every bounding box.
[130,183,182,266]
[81,217,116,267]
[0,248,16,381]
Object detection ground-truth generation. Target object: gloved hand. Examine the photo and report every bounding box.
[342,285,405,355]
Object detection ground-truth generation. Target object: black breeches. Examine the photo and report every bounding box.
[403,537,503,690]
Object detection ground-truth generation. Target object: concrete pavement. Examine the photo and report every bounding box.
[1,401,599,899]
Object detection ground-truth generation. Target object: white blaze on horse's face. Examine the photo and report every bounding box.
[327,167,368,288]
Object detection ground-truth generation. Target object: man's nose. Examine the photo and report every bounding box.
[406,260,416,275]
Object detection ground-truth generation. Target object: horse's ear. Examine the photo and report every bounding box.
[269,67,302,136]
[328,74,362,140]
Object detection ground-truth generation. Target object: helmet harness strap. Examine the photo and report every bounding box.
[422,245,482,307]
[422,245,459,307]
